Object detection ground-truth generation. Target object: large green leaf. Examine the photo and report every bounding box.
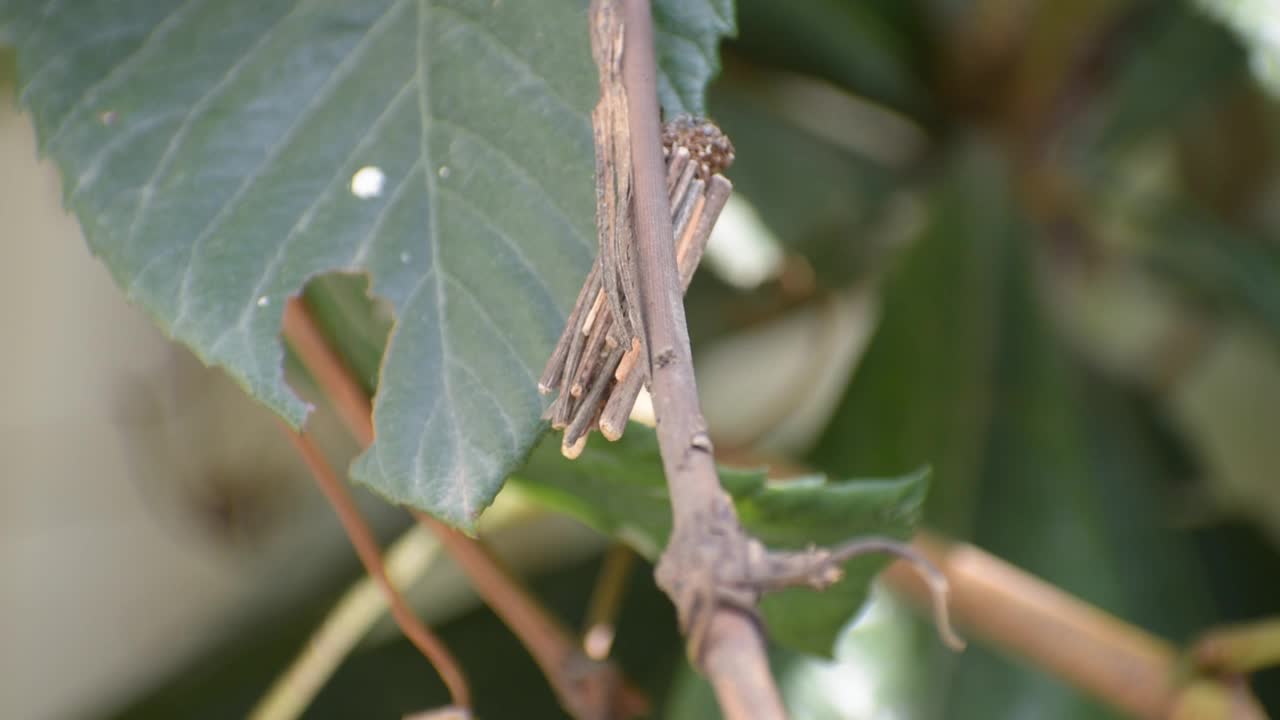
[513,427,928,656]
[746,467,928,657]
[0,0,733,527]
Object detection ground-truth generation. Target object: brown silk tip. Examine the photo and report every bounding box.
[661,114,735,179]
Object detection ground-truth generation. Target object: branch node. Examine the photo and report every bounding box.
[764,536,966,652]
[661,528,967,666]
[689,431,713,453]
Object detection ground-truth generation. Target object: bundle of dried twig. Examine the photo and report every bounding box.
[538,116,734,458]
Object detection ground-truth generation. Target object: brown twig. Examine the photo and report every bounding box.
[883,532,1270,720]
[609,3,964,718]
[282,298,645,719]
[414,512,649,720]
[615,0,785,716]
[250,521,445,720]
[277,424,471,710]
[282,300,373,446]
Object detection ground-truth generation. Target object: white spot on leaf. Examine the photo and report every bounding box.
[350,166,386,199]
[437,165,451,179]
[257,295,269,307]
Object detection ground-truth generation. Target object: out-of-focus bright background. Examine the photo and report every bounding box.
[5,0,1280,718]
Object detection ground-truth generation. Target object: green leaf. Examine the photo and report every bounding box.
[512,427,929,656]
[0,0,733,527]
[746,468,928,657]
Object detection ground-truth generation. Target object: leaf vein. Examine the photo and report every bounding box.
[171,0,405,335]
[434,182,561,320]
[41,0,206,148]
[212,72,418,356]
[430,117,591,254]
[121,0,309,304]
[442,273,538,387]
[416,0,472,522]
[69,110,184,200]
[431,3,582,121]
[448,358,518,456]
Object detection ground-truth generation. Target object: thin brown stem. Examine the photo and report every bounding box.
[618,1,786,717]
[414,512,649,720]
[282,300,373,446]
[620,0,722,533]
[278,425,470,709]
[250,522,444,720]
[415,513,569,668]
[282,297,645,719]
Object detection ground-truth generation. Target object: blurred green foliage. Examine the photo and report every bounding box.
[8,0,1280,717]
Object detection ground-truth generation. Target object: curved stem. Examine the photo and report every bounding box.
[279,426,471,709]
[249,523,442,720]
[414,512,649,720]
[282,300,373,446]
[283,297,646,719]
